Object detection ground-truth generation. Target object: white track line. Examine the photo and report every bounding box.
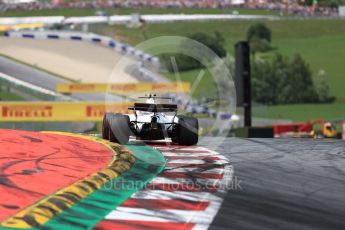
[130,190,223,202]
[161,152,219,157]
[106,204,220,225]
[163,167,225,174]
[151,176,221,185]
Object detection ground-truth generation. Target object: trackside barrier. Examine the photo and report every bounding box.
[0,14,280,26]
[4,30,160,66]
[64,16,109,24]
[0,16,64,26]
[0,101,132,122]
[0,72,71,101]
[0,99,235,122]
[271,123,313,138]
[0,23,44,32]
[135,66,166,83]
[56,82,191,94]
[141,14,280,22]
[168,93,234,120]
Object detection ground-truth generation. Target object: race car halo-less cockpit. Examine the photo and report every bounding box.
[102,94,199,145]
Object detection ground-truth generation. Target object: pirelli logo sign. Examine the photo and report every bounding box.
[2,105,53,118]
[86,105,105,118]
[110,84,137,91]
[0,102,131,122]
[56,82,191,94]
[85,105,129,118]
[69,84,96,91]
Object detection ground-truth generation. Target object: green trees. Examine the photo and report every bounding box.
[247,23,272,54]
[252,53,332,105]
[289,54,319,103]
[247,23,272,42]
[188,32,226,58]
[315,70,335,102]
[307,0,340,7]
[247,23,334,104]
[161,32,226,72]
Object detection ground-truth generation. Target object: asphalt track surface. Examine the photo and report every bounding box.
[201,137,345,230]
[0,56,122,102]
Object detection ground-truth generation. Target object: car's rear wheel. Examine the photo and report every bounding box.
[110,113,131,144]
[102,113,131,144]
[102,112,113,141]
[174,115,199,146]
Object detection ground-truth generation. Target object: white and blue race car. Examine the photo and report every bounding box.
[102,94,198,146]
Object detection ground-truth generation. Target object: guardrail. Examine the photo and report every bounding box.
[133,66,168,83]
[0,14,281,26]
[0,16,64,26]
[4,14,344,29]
[168,93,236,120]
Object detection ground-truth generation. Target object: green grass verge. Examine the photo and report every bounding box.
[164,68,217,99]
[0,90,24,101]
[267,103,345,122]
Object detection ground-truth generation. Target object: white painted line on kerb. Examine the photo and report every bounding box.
[101,142,233,230]
[163,167,225,174]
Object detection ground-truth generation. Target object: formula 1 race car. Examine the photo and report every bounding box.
[102,94,198,145]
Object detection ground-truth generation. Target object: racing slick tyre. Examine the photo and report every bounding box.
[102,112,113,141]
[109,113,131,144]
[102,113,131,144]
[174,115,199,146]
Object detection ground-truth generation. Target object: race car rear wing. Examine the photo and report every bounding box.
[138,96,172,100]
[128,103,177,112]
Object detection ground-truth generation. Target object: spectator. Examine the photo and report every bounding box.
[0,0,338,17]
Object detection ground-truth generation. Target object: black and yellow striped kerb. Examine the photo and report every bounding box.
[1,133,136,229]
